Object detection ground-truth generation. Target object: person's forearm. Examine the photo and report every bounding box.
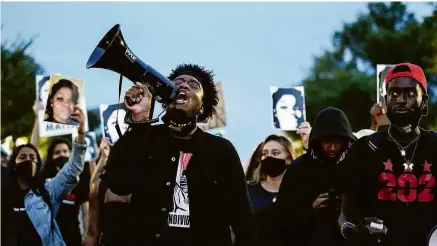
[76,131,85,145]
[82,202,90,233]
[83,183,100,246]
[370,119,378,131]
[30,118,40,148]
[82,234,98,246]
[88,161,97,181]
[91,155,108,185]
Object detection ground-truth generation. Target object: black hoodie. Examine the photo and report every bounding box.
[274,107,355,246]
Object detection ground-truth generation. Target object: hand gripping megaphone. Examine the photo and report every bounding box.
[86,24,177,125]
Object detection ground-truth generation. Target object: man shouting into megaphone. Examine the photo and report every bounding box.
[100,63,257,246]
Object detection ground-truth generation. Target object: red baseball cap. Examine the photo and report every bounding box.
[385,62,427,93]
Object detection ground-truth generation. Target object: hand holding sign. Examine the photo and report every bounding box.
[71,105,86,133]
[370,102,389,127]
[297,121,311,150]
[71,106,86,145]
[33,100,44,117]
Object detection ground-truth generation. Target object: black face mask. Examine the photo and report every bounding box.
[14,160,35,183]
[53,156,69,170]
[386,103,422,133]
[261,157,288,178]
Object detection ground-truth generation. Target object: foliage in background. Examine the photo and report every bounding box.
[1,38,43,138]
[286,2,437,142]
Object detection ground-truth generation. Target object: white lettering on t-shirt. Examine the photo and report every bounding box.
[168,152,192,228]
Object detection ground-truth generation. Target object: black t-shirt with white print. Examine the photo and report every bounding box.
[12,188,42,246]
[342,129,437,246]
[166,138,195,245]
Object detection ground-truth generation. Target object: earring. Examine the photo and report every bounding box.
[200,108,204,114]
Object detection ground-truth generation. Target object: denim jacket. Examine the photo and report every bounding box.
[25,141,87,246]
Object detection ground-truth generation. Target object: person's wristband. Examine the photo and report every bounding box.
[125,111,151,124]
[341,222,356,239]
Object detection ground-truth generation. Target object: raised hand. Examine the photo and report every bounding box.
[297,121,312,150]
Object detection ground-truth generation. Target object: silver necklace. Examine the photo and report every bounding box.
[387,127,420,157]
[388,127,420,172]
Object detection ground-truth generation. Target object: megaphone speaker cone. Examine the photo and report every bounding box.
[86,24,121,69]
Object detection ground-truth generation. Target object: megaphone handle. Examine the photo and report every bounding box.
[115,74,125,139]
[148,99,155,122]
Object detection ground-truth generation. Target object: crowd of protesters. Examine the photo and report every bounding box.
[1,62,436,246]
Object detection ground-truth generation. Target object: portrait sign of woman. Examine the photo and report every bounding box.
[376,64,393,126]
[271,86,306,131]
[36,76,51,107]
[376,64,394,105]
[100,104,129,144]
[44,78,81,126]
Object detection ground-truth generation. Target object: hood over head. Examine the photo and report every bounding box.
[309,107,356,151]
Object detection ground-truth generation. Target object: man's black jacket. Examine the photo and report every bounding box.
[274,107,355,246]
[103,124,257,246]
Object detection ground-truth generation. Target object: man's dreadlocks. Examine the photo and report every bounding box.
[168,63,219,122]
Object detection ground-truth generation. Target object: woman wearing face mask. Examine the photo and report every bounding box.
[247,135,294,246]
[42,138,93,246]
[0,107,86,246]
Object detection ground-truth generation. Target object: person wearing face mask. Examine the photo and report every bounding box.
[1,107,87,246]
[247,135,294,246]
[339,63,437,246]
[274,107,356,246]
[42,138,93,246]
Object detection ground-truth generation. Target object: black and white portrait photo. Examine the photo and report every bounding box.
[72,132,97,162]
[377,64,394,105]
[376,64,394,126]
[100,103,129,144]
[271,86,306,131]
[36,75,51,107]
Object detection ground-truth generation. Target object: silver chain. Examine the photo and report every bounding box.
[388,126,420,165]
[388,126,420,150]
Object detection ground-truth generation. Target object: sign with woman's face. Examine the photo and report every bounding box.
[36,75,51,107]
[100,104,129,144]
[271,86,306,131]
[37,74,89,137]
[44,74,85,126]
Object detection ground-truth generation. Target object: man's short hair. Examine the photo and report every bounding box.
[168,64,219,122]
